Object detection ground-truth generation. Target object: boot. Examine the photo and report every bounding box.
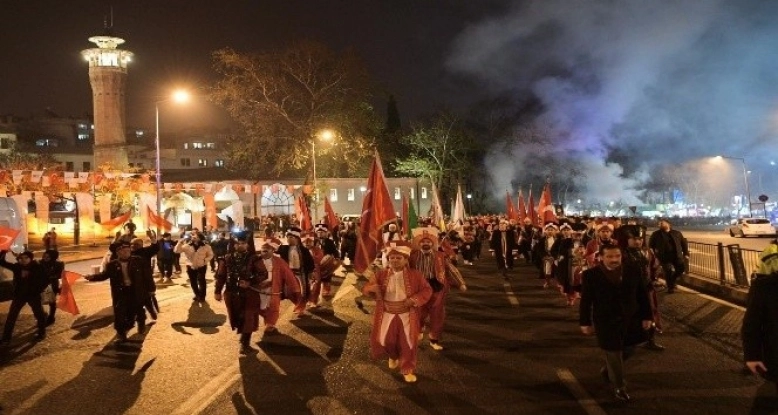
[239,333,252,354]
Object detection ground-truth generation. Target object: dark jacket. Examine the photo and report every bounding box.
[0,252,47,299]
[648,229,688,263]
[89,255,156,303]
[40,257,66,294]
[743,273,778,381]
[489,229,518,264]
[579,263,652,351]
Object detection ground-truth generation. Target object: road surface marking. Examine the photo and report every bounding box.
[677,285,746,311]
[557,368,608,415]
[172,362,240,415]
[503,282,519,305]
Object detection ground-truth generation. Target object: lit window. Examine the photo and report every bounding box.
[421,187,428,199]
[206,143,216,149]
[183,143,189,150]
[215,160,224,167]
[193,142,204,149]
[410,188,415,199]
[135,130,144,137]
[394,187,401,200]
[329,188,338,202]
[347,189,355,201]
[36,139,58,147]
[78,134,90,140]
[198,159,208,167]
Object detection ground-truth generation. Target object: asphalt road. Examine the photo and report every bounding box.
[0,249,771,415]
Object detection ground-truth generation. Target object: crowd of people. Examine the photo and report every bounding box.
[4,211,778,408]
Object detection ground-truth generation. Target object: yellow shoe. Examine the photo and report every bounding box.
[429,341,444,351]
[403,373,417,383]
[388,359,399,369]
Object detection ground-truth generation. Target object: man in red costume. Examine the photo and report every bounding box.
[409,227,467,351]
[363,242,432,383]
[253,238,301,334]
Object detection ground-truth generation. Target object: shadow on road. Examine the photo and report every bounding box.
[170,300,227,335]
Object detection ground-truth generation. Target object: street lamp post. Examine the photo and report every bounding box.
[311,129,335,222]
[155,90,190,235]
[715,155,752,218]
[466,193,472,215]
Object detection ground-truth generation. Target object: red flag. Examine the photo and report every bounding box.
[505,191,517,220]
[146,206,173,231]
[57,271,82,315]
[537,183,558,225]
[517,188,528,223]
[0,227,20,250]
[324,197,339,232]
[99,211,132,230]
[528,188,538,226]
[355,152,396,274]
[296,195,312,231]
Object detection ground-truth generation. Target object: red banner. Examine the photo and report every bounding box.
[506,191,517,220]
[517,189,527,223]
[324,197,339,232]
[100,211,132,231]
[354,153,396,274]
[537,183,558,225]
[147,206,173,231]
[57,271,82,315]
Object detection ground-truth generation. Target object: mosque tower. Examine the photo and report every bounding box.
[80,17,133,169]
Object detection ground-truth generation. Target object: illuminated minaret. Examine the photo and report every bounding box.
[81,21,133,169]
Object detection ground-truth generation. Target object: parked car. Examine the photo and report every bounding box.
[727,218,776,238]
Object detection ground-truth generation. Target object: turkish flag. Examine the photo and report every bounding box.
[528,188,538,226]
[324,197,339,232]
[517,188,528,223]
[100,211,132,231]
[506,191,517,220]
[354,152,396,274]
[147,206,173,231]
[57,271,82,315]
[0,227,20,250]
[296,195,312,231]
[537,183,558,225]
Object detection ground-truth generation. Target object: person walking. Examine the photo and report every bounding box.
[42,227,58,252]
[0,251,48,344]
[40,249,65,326]
[253,238,301,334]
[214,232,264,354]
[579,243,653,402]
[489,220,517,277]
[363,242,432,383]
[276,227,315,316]
[742,270,778,411]
[156,232,176,283]
[84,241,156,342]
[175,231,214,303]
[210,232,230,273]
[648,218,689,293]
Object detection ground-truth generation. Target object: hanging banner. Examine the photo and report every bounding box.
[9,194,29,246]
[41,175,50,187]
[138,193,156,232]
[204,193,217,230]
[75,193,95,242]
[98,194,112,224]
[35,194,49,235]
[12,170,23,185]
[0,185,7,197]
[77,172,90,183]
[30,171,43,183]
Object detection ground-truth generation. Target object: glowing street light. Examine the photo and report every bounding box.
[155,89,190,235]
[312,129,335,221]
[712,155,752,218]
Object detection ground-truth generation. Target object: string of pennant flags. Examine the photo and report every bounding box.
[0,169,314,196]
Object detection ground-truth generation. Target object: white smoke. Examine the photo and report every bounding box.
[447,0,778,204]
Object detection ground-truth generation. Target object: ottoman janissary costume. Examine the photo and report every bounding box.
[363,242,432,383]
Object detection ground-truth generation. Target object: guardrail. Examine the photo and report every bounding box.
[687,241,760,288]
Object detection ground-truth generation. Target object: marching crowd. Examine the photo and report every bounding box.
[2,212,778,409]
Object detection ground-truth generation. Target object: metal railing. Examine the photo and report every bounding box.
[686,241,760,288]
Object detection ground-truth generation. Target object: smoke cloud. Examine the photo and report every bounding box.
[447,0,778,206]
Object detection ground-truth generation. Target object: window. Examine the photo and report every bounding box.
[206,142,216,149]
[180,158,191,167]
[65,162,74,171]
[83,162,91,171]
[135,163,143,169]
[329,188,338,202]
[421,187,428,199]
[77,134,90,141]
[198,159,208,167]
[394,187,401,200]
[347,188,355,201]
[214,159,224,167]
[0,138,11,149]
[36,138,58,147]
[192,142,204,149]
[410,187,415,199]
[135,130,144,137]
[183,143,189,150]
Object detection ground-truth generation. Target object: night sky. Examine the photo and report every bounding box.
[0,0,503,131]
[4,1,778,204]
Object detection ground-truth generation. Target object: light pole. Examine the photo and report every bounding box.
[312,129,335,222]
[155,90,189,235]
[714,155,752,218]
[466,193,472,215]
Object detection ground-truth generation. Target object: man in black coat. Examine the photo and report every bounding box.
[742,272,778,410]
[85,241,156,342]
[580,243,653,402]
[648,218,689,293]
[489,221,517,277]
[0,251,48,344]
